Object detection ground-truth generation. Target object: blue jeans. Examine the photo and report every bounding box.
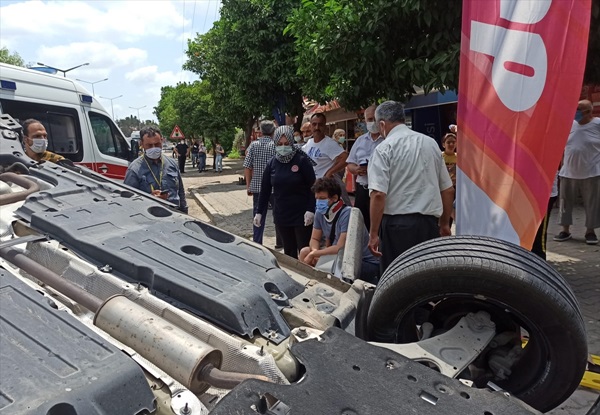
[198,153,206,171]
[191,153,199,167]
[253,193,266,244]
[216,154,223,172]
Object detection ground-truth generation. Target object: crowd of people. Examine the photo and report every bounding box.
[116,98,600,285]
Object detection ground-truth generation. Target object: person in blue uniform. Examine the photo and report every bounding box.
[124,127,188,213]
[255,126,316,259]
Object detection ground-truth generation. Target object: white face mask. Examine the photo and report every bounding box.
[145,147,162,159]
[30,138,48,154]
[366,121,380,134]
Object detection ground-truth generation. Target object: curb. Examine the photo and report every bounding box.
[191,191,220,224]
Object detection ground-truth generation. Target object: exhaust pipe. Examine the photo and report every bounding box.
[94,295,223,394]
[0,247,268,393]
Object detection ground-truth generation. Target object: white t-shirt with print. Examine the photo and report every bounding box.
[302,136,344,178]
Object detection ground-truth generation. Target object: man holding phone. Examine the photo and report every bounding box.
[346,104,384,230]
[124,127,189,213]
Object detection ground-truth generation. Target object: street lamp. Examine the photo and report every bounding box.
[99,95,123,119]
[36,62,90,77]
[76,77,108,96]
[129,105,146,125]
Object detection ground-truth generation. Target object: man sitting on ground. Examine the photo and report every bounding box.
[299,177,379,284]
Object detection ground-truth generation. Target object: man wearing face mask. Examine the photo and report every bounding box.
[300,122,312,143]
[124,127,188,213]
[368,101,454,273]
[174,139,190,174]
[554,100,600,245]
[347,104,384,231]
[21,119,65,163]
[299,177,379,283]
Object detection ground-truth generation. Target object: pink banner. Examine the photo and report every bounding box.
[456,0,592,248]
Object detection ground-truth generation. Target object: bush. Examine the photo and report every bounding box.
[227,148,242,159]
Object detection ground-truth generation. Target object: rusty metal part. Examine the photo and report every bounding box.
[94,295,223,394]
[199,363,270,390]
[0,246,103,312]
[0,172,40,205]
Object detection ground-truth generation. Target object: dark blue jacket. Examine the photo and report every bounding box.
[258,152,316,227]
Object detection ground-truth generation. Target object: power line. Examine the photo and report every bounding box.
[191,0,197,36]
[213,0,219,22]
[202,0,211,33]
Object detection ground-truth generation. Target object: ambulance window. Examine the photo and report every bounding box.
[89,111,130,160]
[0,99,83,162]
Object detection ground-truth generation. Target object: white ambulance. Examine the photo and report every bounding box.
[0,63,131,179]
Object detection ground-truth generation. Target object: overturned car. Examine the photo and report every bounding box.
[0,115,588,414]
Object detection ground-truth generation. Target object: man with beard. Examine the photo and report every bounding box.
[124,127,188,213]
[303,113,350,205]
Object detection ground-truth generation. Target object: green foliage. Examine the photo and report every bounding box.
[184,0,305,133]
[154,81,236,154]
[116,116,157,137]
[287,0,462,109]
[227,148,242,159]
[0,47,25,67]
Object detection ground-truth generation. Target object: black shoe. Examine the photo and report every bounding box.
[585,232,599,245]
[553,231,571,242]
[274,245,283,250]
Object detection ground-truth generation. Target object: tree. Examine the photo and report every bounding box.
[0,47,25,67]
[154,80,236,167]
[184,0,305,144]
[116,116,157,137]
[287,0,462,109]
[287,0,600,109]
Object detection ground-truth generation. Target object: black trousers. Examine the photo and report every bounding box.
[354,183,371,231]
[178,155,186,173]
[276,224,312,259]
[531,196,557,260]
[380,213,439,274]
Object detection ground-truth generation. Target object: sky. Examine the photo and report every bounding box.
[0,0,220,122]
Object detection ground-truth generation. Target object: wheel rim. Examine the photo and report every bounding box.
[391,293,551,396]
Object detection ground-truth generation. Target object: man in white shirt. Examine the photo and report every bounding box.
[347,104,384,231]
[303,113,349,204]
[554,100,600,245]
[368,101,454,273]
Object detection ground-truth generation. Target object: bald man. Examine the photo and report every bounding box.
[555,100,600,245]
[300,122,312,143]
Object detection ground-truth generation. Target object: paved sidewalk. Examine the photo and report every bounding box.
[182,157,599,414]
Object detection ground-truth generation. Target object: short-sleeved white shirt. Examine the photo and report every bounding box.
[302,136,345,178]
[368,124,453,217]
[347,132,384,186]
[559,118,600,179]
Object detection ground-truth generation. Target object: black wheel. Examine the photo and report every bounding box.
[366,236,587,413]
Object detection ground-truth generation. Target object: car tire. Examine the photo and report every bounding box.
[366,236,588,412]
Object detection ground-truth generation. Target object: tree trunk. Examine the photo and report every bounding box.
[244,116,256,149]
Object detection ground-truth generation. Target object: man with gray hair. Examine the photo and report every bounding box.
[368,101,454,273]
[244,120,277,244]
[347,104,384,231]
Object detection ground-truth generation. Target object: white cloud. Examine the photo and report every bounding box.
[0,0,189,45]
[37,42,147,77]
[124,66,197,120]
[126,65,196,86]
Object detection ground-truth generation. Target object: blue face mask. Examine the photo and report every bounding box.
[574,110,583,122]
[315,199,329,214]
